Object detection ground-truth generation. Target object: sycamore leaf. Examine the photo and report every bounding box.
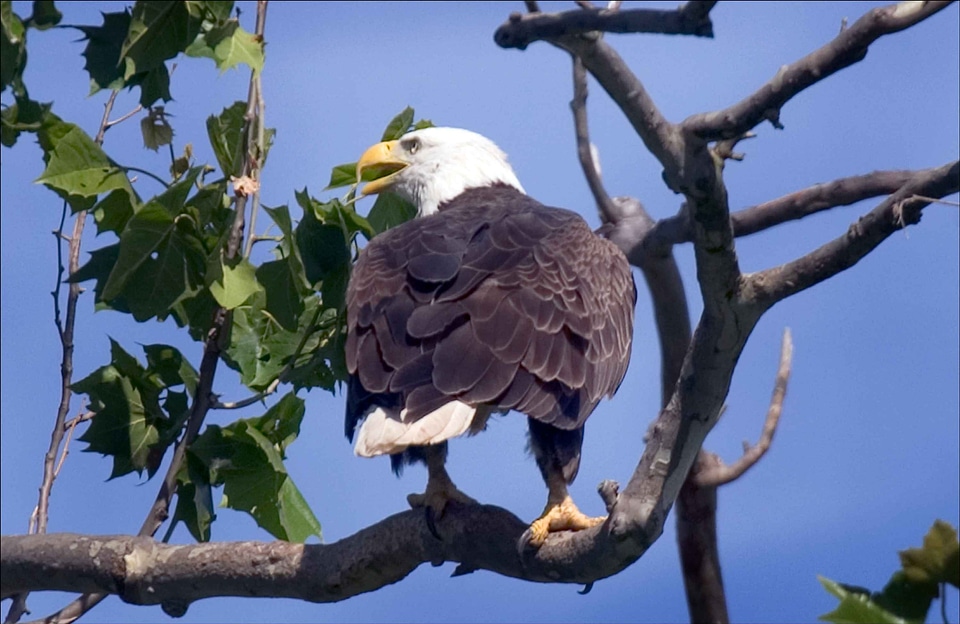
[92,188,140,236]
[35,118,133,209]
[252,392,304,456]
[325,162,357,190]
[381,106,414,141]
[74,339,168,479]
[185,19,263,73]
[76,10,130,93]
[1,2,26,95]
[0,95,51,147]
[900,520,960,588]
[143,343,199,397]
[209,257,263,309]
[818,577,906,624]
[190,417,321,542]
[256,259,303,332]
[367,191,416,235]
[140,107,174,151]
[24,0,61,30]
[121,0,201,78]
[171,453,216,542]
[206,101,245,177]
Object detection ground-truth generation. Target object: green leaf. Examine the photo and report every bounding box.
[74,339,167,479]
[25,0,61,30]
[900,520,960,588]
[381,106,414,141]
[209,257,263,309]
[190,417,321,542]
[184,19,263,73]
[35,118,133,209]
[195,0,234,25]
[140,107,174,151]
[121,1,202,77]
[92,188,139,235]
[69,244,129,313]
[206,101,246,177]
[100,170,208,320]
[295,209,349,287]
[872,571,938,624]
[818,577,906,624]
[1,1,26,95]
[256,259,303,332]
[143,343,199,397]
[76,10,132,93]
[101,202,173,299]
[171,451,215,542]
[412,118,434,131]
[0,95,51,147]
[325,162,356,190]
[252,392,305,456]
[367,191,416,235]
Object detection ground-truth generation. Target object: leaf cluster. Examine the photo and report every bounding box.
[3,3,432,543]
[819,520,960,624]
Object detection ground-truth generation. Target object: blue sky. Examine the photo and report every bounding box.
[2,2,958,622]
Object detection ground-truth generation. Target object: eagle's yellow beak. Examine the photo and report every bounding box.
[356,140,408,196]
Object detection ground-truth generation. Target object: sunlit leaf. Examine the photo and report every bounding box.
[185,19,263,73]
[206,101,245,177]
[381,106,414,141]
[209,257,263,309]
[818,577,906,624]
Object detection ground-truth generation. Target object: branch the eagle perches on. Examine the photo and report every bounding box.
[2,0,958,619]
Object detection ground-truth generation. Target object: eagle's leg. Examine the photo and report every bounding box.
[524,419,605,549]
[406,443,477,519]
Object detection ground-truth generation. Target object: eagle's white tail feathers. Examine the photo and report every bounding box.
[353,401,476,457]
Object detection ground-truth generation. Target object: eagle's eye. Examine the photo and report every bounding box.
[401,137,421,154]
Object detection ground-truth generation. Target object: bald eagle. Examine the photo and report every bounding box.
[345,127,635,546]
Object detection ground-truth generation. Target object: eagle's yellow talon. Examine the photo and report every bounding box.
[525,496,605,548]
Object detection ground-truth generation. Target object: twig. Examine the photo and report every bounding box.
[105,104,143,129]
[212,378,280,410]
[495,5,714,49]
[681,1,953,140]
[61,411,94,432]
[743,161,959,307]
[119,166,170,188]
[569,56,618,222]
[695,328,793,487]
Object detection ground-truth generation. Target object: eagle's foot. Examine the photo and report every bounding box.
[522,496,605,549]
[407,478,478,520]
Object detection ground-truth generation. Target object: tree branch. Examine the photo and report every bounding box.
[742,161,959,308]
[681,1,954,140]
[494,4,714,51]
[694,328,793,488]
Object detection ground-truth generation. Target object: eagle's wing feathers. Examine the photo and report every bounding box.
[345,186,634,448]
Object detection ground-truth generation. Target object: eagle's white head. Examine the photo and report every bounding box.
[356,127,525,217]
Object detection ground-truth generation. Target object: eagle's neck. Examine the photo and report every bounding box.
[396,159,525,217]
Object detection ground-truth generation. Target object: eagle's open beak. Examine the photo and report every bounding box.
[356,140,408,196]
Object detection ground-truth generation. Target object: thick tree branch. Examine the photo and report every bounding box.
[682,1,954,140]
[494,4,714,50]
[742,161,959,308]
[694,328,793,488]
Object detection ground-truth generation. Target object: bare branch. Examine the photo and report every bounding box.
[61,411,94,432]
[495,5,714,50]
[682,1,954,140]
[212,378,280,410]
[569,56,618,223]
[695,328,793,487]
[742,161,959,307]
